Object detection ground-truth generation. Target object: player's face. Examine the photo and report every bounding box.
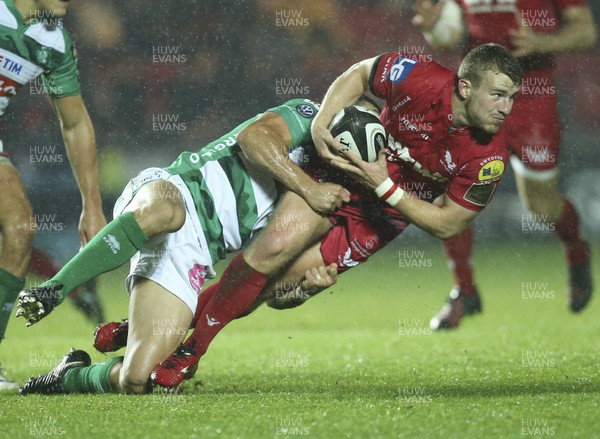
[34,0,70,18]
[464,70,520,134]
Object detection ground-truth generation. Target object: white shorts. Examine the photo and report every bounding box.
[113,168,217,314]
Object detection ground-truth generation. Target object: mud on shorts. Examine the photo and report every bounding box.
[113,167,216,314]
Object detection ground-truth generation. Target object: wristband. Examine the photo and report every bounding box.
[385,187,404,206]
[375,178,405,206]
[374,178,395,197]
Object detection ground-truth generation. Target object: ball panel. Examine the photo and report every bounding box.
[328,105,385,162]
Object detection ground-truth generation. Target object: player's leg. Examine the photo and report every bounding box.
[28,247,105,323]
[20,277,192,395]
[112,278,192,394]
[509,86,592,312]
[17,171,186,325]
[28,247,60,279]
[0,157,34,390]
[152,207,403,388]
[430,226,482,330]
[262,243,338,310]
[151,191,332,387]
[514,171,592,311]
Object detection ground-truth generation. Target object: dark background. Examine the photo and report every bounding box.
[4,0,599,261]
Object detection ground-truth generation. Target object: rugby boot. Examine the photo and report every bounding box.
[20,348,91,395]
[568,243,593,312]
[151,339,199,388]
[93,320,129,353]
[15,283,64,326]
[430,286,482,330]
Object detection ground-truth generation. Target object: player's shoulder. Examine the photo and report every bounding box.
[0,0,19,30]
[373,51,455,88]
[24,23,72,55]
[459,129,509,181]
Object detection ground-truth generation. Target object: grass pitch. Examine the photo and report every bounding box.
[0,240,599,438]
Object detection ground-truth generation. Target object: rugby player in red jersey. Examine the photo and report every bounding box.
[413,0,596,328]
[146,44,522,388]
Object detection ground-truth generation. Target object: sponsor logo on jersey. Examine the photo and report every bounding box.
[463,0,517,14]
[103,234,121,254]
[389,57,417,83]
[379,56,394,83]
[441,150,456,172]
[188,264,207,294]
[0,48,43,85]
[387,136,448,183]
[339,247,359,268]
[392,95,411,111]
[463,182,497,206]
[296,104,314,118]
[478,159,504,181]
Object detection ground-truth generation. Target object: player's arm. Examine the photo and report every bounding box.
[50,94,106,244]
[394,192,477,240]
[310,57,377,162]
[236,112,350,215]
[332,149,478,240]
[510,5,597,57]
[412,0,465,49]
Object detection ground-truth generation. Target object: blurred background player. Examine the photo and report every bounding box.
[412,0,597,329]
[0,0,105,389]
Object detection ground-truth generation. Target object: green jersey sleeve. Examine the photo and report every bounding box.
[41,29,80,98]
[266,98,320,150]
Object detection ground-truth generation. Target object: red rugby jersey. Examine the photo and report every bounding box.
[457,0,588,71]
[369,52,509,211]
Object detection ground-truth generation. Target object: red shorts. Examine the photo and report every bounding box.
[321,203,409,274]
[506,71,561,172]
[303,154,410,274]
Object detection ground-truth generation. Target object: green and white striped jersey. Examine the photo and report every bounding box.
[164,98,320,264]
[0,0,80,115]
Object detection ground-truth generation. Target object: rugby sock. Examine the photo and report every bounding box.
[185,253,269,358]
[190,282,218,328]
[28,247,60,279]
[555,198,588,266]
[61,356,123,394]
[41,212,148,304]
[443,225,477,295]
[0,268,25,341]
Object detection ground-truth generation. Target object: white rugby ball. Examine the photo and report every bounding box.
[328,105,386,162]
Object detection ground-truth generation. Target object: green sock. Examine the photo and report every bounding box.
[0,268,25,341]
[61,356,123,394]
[44,212,148,304]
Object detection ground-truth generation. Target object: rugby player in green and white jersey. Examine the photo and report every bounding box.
[0,0,105,389]
[17,98,350,395]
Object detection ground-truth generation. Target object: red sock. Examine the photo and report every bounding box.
[555,198,588,265]
[186,253,269,358]
[28,247,60,279]
[190,283,218,327]
[443,225,476,295]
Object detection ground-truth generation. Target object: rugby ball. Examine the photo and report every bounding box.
[328,105,386,162]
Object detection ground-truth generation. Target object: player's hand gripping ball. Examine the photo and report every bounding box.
[328,105,386,162]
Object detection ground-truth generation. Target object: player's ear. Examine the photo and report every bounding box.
[457,78,472,99]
